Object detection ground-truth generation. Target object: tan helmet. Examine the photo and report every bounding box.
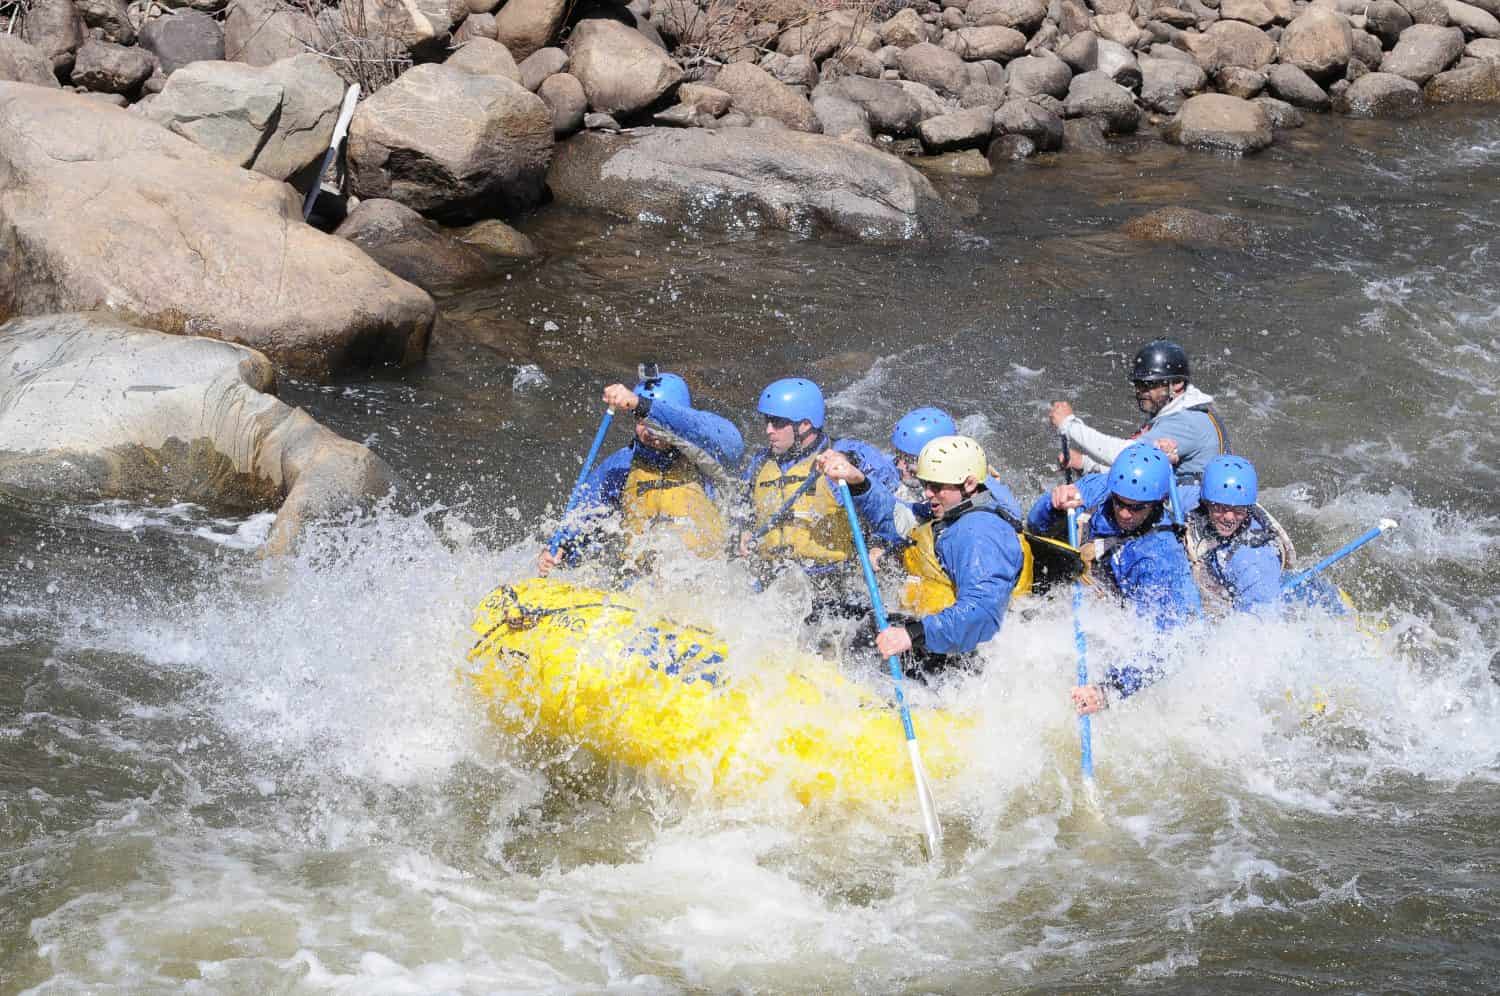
[915,435,987,486]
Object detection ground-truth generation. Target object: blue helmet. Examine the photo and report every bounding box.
[891,407,957,457]
[1201,455,1257,506]
[758,377,825,428]
[635,372,691,409]
[1107,444,1172,503]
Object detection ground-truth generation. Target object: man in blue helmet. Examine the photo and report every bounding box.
[1184,454,1344,616]
[1048,339,1230,481]
[1027,444,1202,713]
[539,370,744,575]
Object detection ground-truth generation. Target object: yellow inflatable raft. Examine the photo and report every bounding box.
[465,578,974,804]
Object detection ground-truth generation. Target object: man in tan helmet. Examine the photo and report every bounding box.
[817,435,1024,675]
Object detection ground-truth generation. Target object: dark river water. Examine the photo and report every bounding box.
[3,107,1499,993]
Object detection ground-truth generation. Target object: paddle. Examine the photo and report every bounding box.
[548,408,615,558]
[1061,436,1094,781]
[302,83,362,223]
[1281,519,1398,595]
[836,480,942,858]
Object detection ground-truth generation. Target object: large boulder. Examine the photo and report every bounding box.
[547,126,956,242]
[940,25,1027,62]
[445,36,523,84]
[1366,0,1415,45]
[1163,91,1273,152]
[1063,70,1140,132]
[830,75,925,135]
[879,7,928,47]
[223,0,317,66]
[0,35,60,87]
[348,63,553,220]
[138,10,225,75]
[20,0,84,76]
[335,198,492,291]
[1265,61,1332,106]
[712,61,818,131]
[1334,68,1424,111]
[1381,22,1464,81]
[0,313,401,558]
[917,106,993,151]
[74,0,135,45]
[1278,8,1354,81]
[1141,54,1209,111]
[352,0,471,58]
[0,85,434,379]
[494,0,569,60]
[1423,57,1500,96]
[993,97,1063,150]
[812,91,873,141]
[566,18,682,116]
[967,0,1047,33]
[1445,0,1500,36]
[1202,19,1279,69]
[143,56,345,180]
[1007,53,1073,98]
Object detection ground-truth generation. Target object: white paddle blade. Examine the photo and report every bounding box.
[1379,518,1399,533]
[907,740,943,859]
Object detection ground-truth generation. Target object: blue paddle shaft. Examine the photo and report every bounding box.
[1281,523,1391,594]
[548,410,614,557]
[1066,506,1094,780]
[836,481,918,743]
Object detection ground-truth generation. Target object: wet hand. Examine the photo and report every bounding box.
[602,383,638,411]
[1050,483,1083,511]
[1048,401,1074,430]
[814,450,865,485]
[1153,437,1180,465]
[537,549,562,576]
[869,546,885,568]
[875,625,912,658]
[1056,449,1084,472]
[737,531,754,558]
[1071,684,1105,715]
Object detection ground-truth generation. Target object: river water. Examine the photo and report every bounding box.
[3,107,1499,993]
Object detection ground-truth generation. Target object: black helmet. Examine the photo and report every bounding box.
[1131,339,1190,383]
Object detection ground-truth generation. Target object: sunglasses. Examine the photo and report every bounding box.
[1113,496,1153,513]
[764,415,793,429]
[1132,380,1168,392]
[919,479,960,494]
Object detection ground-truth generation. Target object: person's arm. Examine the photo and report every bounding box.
[1132,411,1221,473]
[917,525,1020,654]
[641,398,745,468]
[835,439,901,495]
[1228,545,1284,614]
[1117,533,1203,629]
[551,447,631,564]
[1060,413,1133,470]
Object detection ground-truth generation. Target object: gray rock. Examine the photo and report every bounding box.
[74,0,134,45]
[1061,114,1113,149]
[518,47,568,91]
[494,0,568,60]
[1163,91,1273,151]
[453,12,498,45]
[812,91,874,141]
[1334,67,1424,110]
[1140,54,1209,110]
[0,34,61,87]
[223,0,317,66]
[1366,0,1414,45]
[967,0,1048,32]
[348,63,553,220]
[993,95,1063,148]
[761,52,818,89]
[678,81,732,115]
[652,102,713,126]
[138,10,224,76]
[1278,7,1354,80]
[1008,52,1073,97]
[1421,54,1500,93]
[21,0,83,76]
[880,7,928,47]
[895,78,951,118]
[943,24,1029,60]
[538,71,586,133]
[0,84,434,379]
[917,105,994,150]
[1063,69,1140,131]
[1096,37,1143,88]
[987,132,1039,158]
[335,197,492,290]
[1094,11,1144,48]
[584,110,621,129]
[1351,27,1385,67]
[568,19,682,116]
[1254,93,1306,123]
[1382,22,1464,80]
[901,40,978,95]
[1221,0,1275,26]
[1216,64,1268,94]
[547,126,957,242]
[0,313,402,557]
[832,74,925,134]
[1059,30,1099,72]
[1203,18,1278,68]
[71,39,156,93]
[713,61,818,131]
[959,82,1009,107]
[446,37,524,83]
[1445,0,1500,36]
[912,148,994,175]
[1468,36,1500,57]
[1265,60,1332,105]
[144,61,283,167]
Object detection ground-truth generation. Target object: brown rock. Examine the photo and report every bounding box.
[21,0,84,76]
[1278,8,1354,81]
[712,61,818,131]
[538,71,586,133]
[494,0,568,60]
[71,39,156,93]
[1121,205,1251,245]
[335,197,492,291]
[567,18,683,116]
[0,34,61,87]
[1422,55,1500,94]
[446,37,523,83]
[1163,91,1272,151]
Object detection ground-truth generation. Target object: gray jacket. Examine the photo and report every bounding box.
[1060,384,1228,478]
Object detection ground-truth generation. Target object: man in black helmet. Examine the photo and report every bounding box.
[1048,339,1230,480]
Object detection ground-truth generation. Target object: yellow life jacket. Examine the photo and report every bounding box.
[899,515,1034,616]
[620,453,725,558]
[751,446,852,566]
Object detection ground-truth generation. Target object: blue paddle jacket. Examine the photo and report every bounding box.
[1029,473,1202,698]
[852,480,1022,655]
[1185,506,1284,614]
[554,398,744,562]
